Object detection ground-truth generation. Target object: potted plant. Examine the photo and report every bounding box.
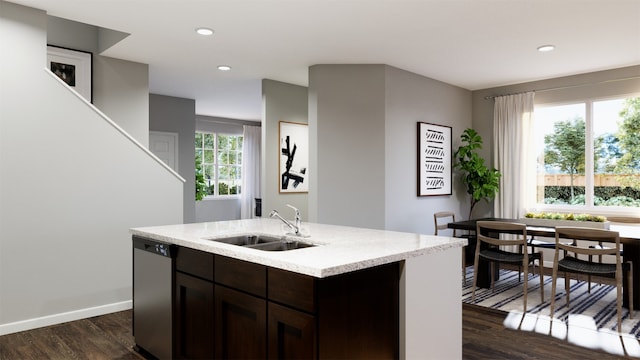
[520,212,610,229]
[454,128,501,219]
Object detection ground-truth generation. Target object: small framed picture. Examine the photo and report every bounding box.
[47,45,93,103]
[417,122,452,196]
[279,121,309,193]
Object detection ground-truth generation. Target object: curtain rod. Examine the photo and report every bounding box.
[196,116,260,126]
[483,75,640,100]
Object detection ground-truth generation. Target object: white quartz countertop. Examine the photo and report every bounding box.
[130,218,466,278]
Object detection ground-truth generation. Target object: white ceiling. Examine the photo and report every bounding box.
[8,0,640,121]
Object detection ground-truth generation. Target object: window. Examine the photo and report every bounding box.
[195,132,243,197]
[533,96,640,211]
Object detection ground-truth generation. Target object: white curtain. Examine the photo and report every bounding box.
[241,125,261,219]
[493,92,535,219]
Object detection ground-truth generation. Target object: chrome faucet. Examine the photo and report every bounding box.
[269,204,301,235]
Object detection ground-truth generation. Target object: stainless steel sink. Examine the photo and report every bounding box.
[245,240,315,251]
[207,234,283,246]
[205,234,316,251]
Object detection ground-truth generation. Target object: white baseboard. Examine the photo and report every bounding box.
[0,300,132,336]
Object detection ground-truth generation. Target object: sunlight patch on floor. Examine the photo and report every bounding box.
[504,310,640,358]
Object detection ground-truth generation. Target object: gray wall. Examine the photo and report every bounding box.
[262,79,309,220]
[94,55,149,146]
[384,66,472,232]
[309,64,472,233]
[149,94,196,223]
[309,65,387,229]
[195,199,240,222]
[0,1,183,334]
[47,15,149,146]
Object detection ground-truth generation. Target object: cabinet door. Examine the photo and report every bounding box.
[215,285,267,359]
[174,272,215,359]
[268,302,316,360]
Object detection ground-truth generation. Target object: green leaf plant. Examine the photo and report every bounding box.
[195,155,208,201]
[453,128,501,220]
[524,212,607,222]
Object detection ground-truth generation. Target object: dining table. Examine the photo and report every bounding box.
[449,217,640,309]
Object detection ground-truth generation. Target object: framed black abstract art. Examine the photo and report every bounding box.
[279,121,308,193]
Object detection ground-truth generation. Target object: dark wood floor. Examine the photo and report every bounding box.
[0,310,143,360]
[463,304,631,360]
[0,306,632,359]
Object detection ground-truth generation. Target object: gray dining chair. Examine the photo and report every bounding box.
[472,221,544,313]
[550,226,633,333]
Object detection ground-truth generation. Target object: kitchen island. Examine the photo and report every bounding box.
[131,218,466,359]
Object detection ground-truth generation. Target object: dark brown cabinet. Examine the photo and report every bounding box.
[215,255,266,297]
[168,243,398,360]
[174,246,215,359]
[268,267,315,313]
[215,285,267,359]
[317,262,399,359]
[174,272,214,359]
[268,302,316,360]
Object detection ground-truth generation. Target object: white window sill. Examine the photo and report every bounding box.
[202,195,241,201]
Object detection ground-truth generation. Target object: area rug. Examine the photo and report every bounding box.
[462,267,640,337]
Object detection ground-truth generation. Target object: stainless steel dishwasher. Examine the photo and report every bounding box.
[133,236,175,359]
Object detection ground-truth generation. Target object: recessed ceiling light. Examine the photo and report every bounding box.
[537,44,555,52]
[217,65,231,71]
[196,27,214,36]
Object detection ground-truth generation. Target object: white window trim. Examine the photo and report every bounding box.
[202,194,241,201]
[196,131,243,199]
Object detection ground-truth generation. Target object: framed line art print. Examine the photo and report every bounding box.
[279,121,309,193]
[47,45,93,103]
[417,122,452,196]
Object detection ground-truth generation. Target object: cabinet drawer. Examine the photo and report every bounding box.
[215,255,266,297]
[268,268,316,313]
[176,247,214,281]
